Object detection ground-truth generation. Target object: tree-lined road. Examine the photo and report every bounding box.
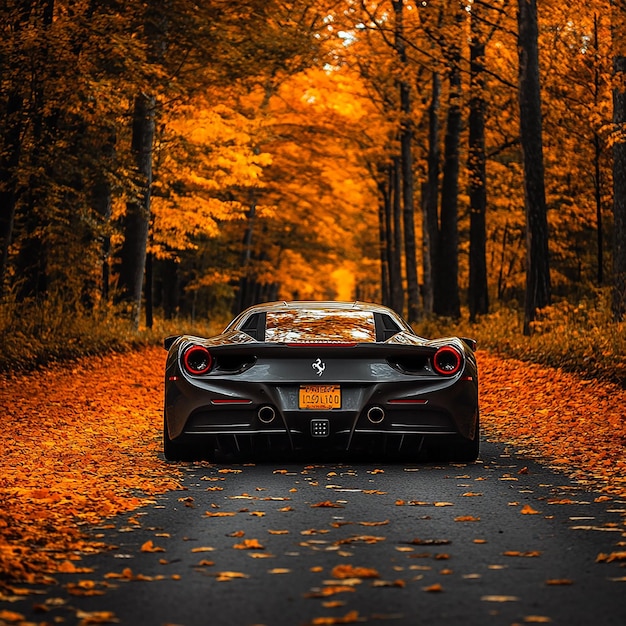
[9,442,626,626]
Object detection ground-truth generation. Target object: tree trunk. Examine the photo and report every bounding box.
[376,172,391,307]
[92,129,115,302]
[13,0,55,302]
[591,13,604,286]
[0,91,23,298]
[517,0,551,335]
[422,71,441,317]
[234,202,257,315]
[393,0,420,323]
[117,92,155,328]
[468,5,489,321]
[434,34,462,319]
[0,2,32,297]
[611,3,626,320]
[390,157,404,315]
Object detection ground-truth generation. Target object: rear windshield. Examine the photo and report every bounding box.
[264,309,377,343]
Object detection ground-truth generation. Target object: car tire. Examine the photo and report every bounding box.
[163,416,192,461]
[449,413,480,462]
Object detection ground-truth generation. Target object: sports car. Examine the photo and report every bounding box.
[163,301,479,462]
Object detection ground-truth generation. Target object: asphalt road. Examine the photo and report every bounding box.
[6,441,626,626]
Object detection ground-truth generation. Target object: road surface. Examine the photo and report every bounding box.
[5,441,626,626]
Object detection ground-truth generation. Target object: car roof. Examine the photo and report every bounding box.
[237,300,401,316]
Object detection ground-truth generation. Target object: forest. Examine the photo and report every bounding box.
[1,0,625,375]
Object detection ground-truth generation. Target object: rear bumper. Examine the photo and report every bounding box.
[165,376,478,452]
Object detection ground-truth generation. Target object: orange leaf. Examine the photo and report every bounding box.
[520,505,540,515]
[140,540,165,553]
[233,539,264,550]
[331,564,379,579]
[311,610,361,625]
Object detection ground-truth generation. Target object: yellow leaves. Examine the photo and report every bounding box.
[75,610,119,625]
[478,352,626,499]
[454,516,481,522]
[57,560,94,574]
[103,568,161,582]
[372,579,406,588]
[215,571,249,582]
[0,346,179,582]
[545,579,573,586]
[310,610,361,625]
[334,535,385,546]
[0,610,25,623]
[596,551,626,563]
[503,551,542,558]
[520,505,541,515]
[190,546,215,553]
[233,539,265,550]
[311,501,344,509]
[331,565,380,580]
[305,585,356,598]
[140,540,165,553]
[66,581,106,597]
[422,583,443,593]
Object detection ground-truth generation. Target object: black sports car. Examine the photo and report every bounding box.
[163,301,479,462]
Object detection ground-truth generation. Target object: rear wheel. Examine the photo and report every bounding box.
[163,417,193,461]
[449,413,480,462]
[430,413,480,463]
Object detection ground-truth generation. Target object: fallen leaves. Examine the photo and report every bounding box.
[140,540,165,553]
[331,565,380,580]
[520,505,541,515]
[311,501,344,509]
[310,610,361,625]
[596,551,626,564]
[233,539,265,550]
[0,346,180,582]
[478,351,626,497]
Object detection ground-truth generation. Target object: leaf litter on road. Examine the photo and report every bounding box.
[1,341,626,626]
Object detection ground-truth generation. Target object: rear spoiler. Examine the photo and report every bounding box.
[461,337,477,352]
[164,335,181,350]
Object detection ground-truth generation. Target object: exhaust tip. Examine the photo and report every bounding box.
[258,405,276,424]
[367,406,385,424]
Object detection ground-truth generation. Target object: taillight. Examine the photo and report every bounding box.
[432,346,462,376]
[182,345,213,375]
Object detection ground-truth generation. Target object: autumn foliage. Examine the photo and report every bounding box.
[0,347,178,583]
[1,1,626,334]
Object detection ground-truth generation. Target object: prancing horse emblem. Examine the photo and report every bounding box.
[312,358,326,377]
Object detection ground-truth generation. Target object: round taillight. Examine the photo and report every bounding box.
[432,346,462,376]
[182,345,213,375]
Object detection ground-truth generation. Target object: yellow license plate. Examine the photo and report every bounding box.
[299,385,341,410]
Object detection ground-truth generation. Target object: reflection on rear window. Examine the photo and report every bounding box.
[264,310,376,343]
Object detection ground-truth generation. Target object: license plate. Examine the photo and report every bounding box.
[299,385,341,410]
